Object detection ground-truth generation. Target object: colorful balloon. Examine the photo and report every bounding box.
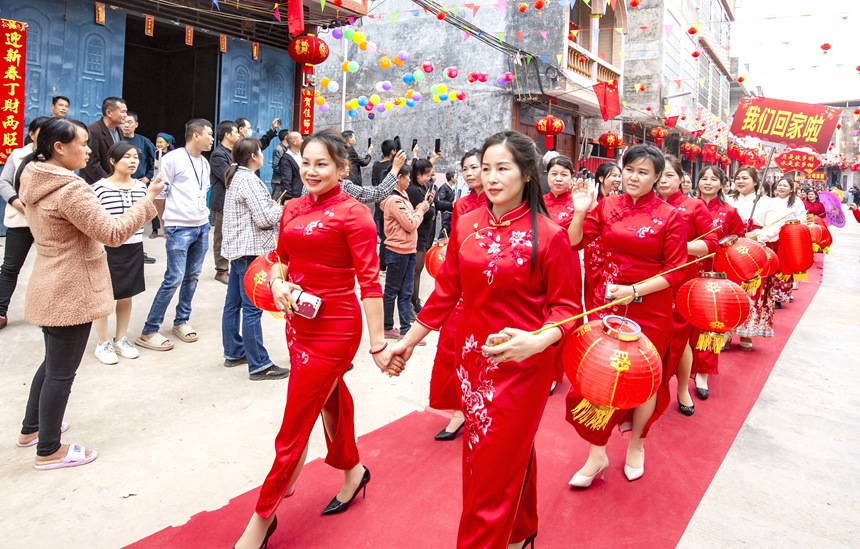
[357,96,369,106]
[320,77,331,88]
[397,51,410,61]
[369,94,380,104]
[379,56,392,69]
[376,104,386,113]
[402,73,414,84]
[392,56,405,67]
[327,81,339,93]
[412,91,422,101]
[365,42,378,54]
[413,71,426,82]
[422,61,435,73]
[352,32,366,45]
[347,61,359,73]
[331,28,344,40]
[319,103,330,113]
[343,28,355,40]
[445,67,459,79]
[406,99,415,107]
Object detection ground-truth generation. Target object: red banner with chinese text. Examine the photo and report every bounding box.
[774,150,822,176]
[1,19,26,165]
[729,96,841,155]
[299,89,314,135]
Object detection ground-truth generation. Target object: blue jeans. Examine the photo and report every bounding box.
[222,256,273,374]
[143,225,209,335]
[383,249,415,334]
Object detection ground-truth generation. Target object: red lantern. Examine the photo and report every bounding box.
[424,243,447,278]
[761,246,780,278]
[690,144,701,158]
[598,131,623,158]
[650,126,668,147]
[714,235,768,294]
[436,12,446,20]
[288,35,330,75]
[630,0,640,7]
[243,252,285,313]
[535,0,545,9]
[692,51,701,59]
[728,143,742,160]
[777,221,814,280]
[687,26,698,35]
[564,316,662,429]
[535,115,565,149]
[578,54,587,63]
[676,272,751,353]
[821,43,831,54]
[737,76,745,83]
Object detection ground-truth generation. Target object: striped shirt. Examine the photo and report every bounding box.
[92,178,148,245]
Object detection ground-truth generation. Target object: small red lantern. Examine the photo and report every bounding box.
[535,0,545,9]
[687,26,698,35]
[777,221,814,280]
[535,114,565,149]
[821,43,831,54]
[565,316,662,429]
[518,2,528,12]
[638,84,646,92]
[676,272,751,353]
[690,144,701,158]
[436,12,446,20]
[288,35,330,75]
[599,131,623,158]
[714,235,768,294]
[692,51,701,59]
[813,222,833,253]
[761,246,780,278]
[425,243,447,278]
[854,108,860,115]
[650,126,668,147]
[630,0,640,7]
[243,252,285,313]
[728,143,742,160]
[578,54,587,63]
[737,76,745,83]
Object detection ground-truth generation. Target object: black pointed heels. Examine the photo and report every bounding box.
[434,421,465,441]
[321,466,370,516]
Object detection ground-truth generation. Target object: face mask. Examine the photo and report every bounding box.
[244,129,253,138]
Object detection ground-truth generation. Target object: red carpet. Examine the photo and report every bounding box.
[126,256,823,549]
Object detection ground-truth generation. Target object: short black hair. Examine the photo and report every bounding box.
[101,97,126,115]
[28,116,51,136]
[235,117,251,130]
[342,130,355,141]
[278,129,289,141]
[185,118,213,141]
[126,111,139,122]
[445,171,456,182]
[216,120,238,142]
[381,139,395,157]
[621,144,665,176]
[52,96,70,106]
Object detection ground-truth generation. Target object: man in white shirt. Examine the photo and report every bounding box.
[136,119,215,351]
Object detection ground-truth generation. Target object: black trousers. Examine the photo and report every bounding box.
[0,226,34,317]
[21,322,92,456]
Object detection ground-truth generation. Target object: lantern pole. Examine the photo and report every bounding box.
[340,37,348,132]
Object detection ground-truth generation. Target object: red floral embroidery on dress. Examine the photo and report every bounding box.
[458,334,499,451]
[476,229,533,284]
[285,322,309,371]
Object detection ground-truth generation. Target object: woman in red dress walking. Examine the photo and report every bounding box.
[583,162,621,312]
[655,156,719,417]
[566,145,687,486]
[392,131,581,548]
[428,149,487,440]
[234,130,394,549]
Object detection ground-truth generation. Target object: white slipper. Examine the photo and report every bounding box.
[34,444,98,471]
[17,421,69,448]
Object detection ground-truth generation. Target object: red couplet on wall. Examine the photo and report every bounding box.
[0,18,26,164]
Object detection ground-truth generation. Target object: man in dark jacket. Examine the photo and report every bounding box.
[82,97,127,184]
[276,131,304,203]
[370,139,397,271]
[435,171,457,239]
[209,120,241,284]
[343,130,372,186]
[235,117,280,150]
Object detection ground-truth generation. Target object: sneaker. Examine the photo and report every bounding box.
[249,364,290,381]
[224,356,248,368]
[143,253,156,265]
[94,341,119,365]
[384,329,403,340]
[113,337,140,359]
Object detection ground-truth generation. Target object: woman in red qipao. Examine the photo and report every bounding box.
[690,165,745,400]
[429,149,489,441]
[566,145,687,486]
[583,162,622,312]
[802,188,826,220]
[542,155,584,395]
[234,130,394,549]
[392,131,581,549]
[655,156,719,417]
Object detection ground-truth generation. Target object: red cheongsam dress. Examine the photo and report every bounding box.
[255,186,383,518]
[662,190,719,379]
[583,193,609,313]
[418,202,581,548]
[429,191,489,411]
[566,191,687,446]
[691,197,745,376]
[543,189,584,384]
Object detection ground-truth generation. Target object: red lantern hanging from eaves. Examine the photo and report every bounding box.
[676,272,751,353]
[535,114,565,149]
[288,34,330,75]
[599,131,623,158]
[650,126,668,147]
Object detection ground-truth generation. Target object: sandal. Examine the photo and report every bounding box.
[17,421,69,448]
[739,337,753,352]
[134,333,174,351]
[34,443,98,471]
[172,324,198,343]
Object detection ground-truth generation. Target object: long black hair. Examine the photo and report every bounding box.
[14,117,87,191]
[410,158,433,188]
[105,141,138,176]
[595,161,620,198]
[224,137,263,188]
[480,130,548,268]
[777,177,797,208]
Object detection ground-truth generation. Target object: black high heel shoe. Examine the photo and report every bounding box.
[521,532,537,548]
[679,402,695,416]
[434,421,465,441]
[321,466,370,515]
[233,516,277,549]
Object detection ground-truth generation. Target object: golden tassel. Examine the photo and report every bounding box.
[741,277,761,295]
[696,331,725,354]
[822,246,830,254]
[794,271,808,282]
[812,243,821,253]
[570,399,616,430]
[775,272,793,282]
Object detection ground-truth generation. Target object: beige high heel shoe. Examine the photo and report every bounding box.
[568,458,609,488]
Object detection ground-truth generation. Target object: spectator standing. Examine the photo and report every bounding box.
[149,133,174,238]
[81,97,128,184]
[236,117,280,150]
[209,120,242,285]
[405,159,437,316]
[343,130,372,186]
[135,119,214,351]
[220,138,289,381]
[435,170,457,240]
[51,96,69,118]
[275,131,304,203]
[122,112,157,264]
[371,139,396,272]
[270,129,288,194]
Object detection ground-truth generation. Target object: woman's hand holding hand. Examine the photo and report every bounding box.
[386,341,414,377]
[371,346,395,375]
[271,280,302,316]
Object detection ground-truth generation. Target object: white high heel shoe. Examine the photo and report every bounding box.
[568,459,609,488]
[624,449,645,482]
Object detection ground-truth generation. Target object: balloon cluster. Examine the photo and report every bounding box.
[467,72,489,83]
[313,90,331,113]
[343,89,425,118]
[318,77,340,94]
[495,72,514,86]
[429,84,467,103]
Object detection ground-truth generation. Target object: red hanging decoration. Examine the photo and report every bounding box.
[536,114,565,149]
[630,0,641,7]
[599,131,623,157]
[424,243,447,278]
[777,221,814,280]
[243,252,284,313]
[564,315,662,429]
[676,272,751,353]
[714,235,768,294]
[692,51,701,59]
[535,0,546,9]
[737,76,745,83]
[288,35,330,75]
[687,26,698,35]
[821,43,831,54]
[761,246,780,278]
[728,143,742,160]
[436,12,446,20]
[650,126,668,147]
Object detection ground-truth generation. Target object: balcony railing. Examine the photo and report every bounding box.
[567,40,621,84]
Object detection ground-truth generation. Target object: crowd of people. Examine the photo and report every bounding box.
[0,93,840,548]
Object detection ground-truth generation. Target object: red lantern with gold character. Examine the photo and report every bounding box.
[288,35,330,74]
[564,316,662,429]
[713,235,768,294]
[243,252,285,313]
[676,272,751,353]
[650,126,668,148]
[598,131,623,158]
[777,221,814,280]
[424,242,447,278]
[535,115,565,149]
[761,246,780,278]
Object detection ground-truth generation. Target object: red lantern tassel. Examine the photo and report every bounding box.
[303,63,314,75]
[793,271,808,281]
[696,331,726,354]
[545,135,554,149]
[822,246,830,254]
[607,147,615,158]
[740,276,761,295]
[775,271,793,282]
[570,398,616,430]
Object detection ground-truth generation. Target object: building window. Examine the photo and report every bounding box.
[26,23,41,64]
[271,73,285,105]
[235,66,248,100]
[84,35,105,75]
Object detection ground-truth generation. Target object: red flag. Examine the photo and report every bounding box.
[593,80,621,122]
[665,115,679,128]
[702,143,718,162]
[288,0,304,36]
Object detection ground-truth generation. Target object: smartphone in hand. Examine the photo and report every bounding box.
[394,136,402,151]
[434,138,441,154]
[367,137,372,147]
[411,138,419,150]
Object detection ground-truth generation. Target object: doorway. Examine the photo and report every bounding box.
[123,17,219,147]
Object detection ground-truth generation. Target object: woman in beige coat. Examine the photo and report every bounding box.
[15,118,162,470]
